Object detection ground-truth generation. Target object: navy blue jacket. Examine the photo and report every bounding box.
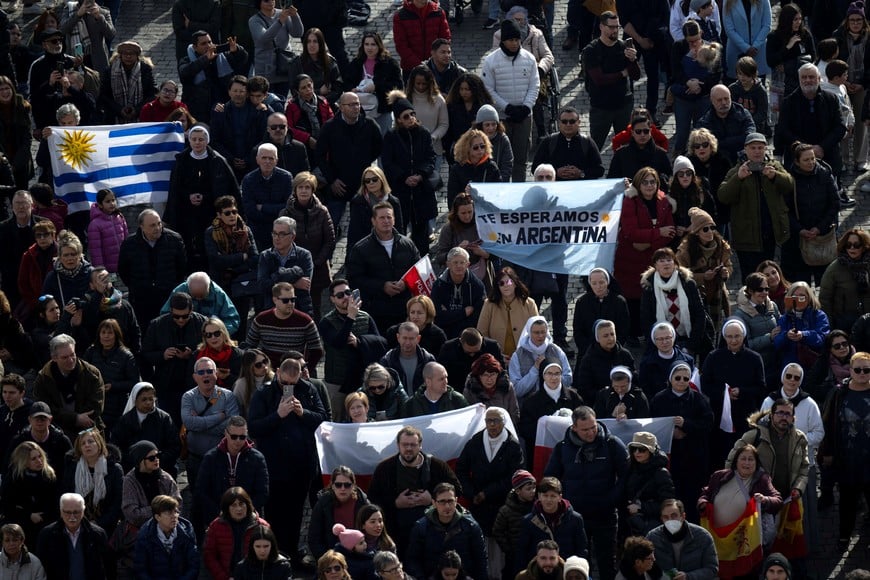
[431,268,486,340]
[196,438,270,523]
[516,499,588,568]
[406,506,488,580]
[134,517,200,580]
[241,167,294,250]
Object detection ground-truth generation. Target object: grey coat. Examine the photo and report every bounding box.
[646,522,718,579]
[248,10,304,82]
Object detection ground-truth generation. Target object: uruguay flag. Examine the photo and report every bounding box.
[47,122,186,213]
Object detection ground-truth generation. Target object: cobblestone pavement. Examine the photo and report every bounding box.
[10,0,870,575]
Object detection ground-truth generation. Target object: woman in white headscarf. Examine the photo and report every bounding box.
[507,316,572,400]
[113,382,182,479]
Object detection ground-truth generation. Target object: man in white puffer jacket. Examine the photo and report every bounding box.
[482,19,540,183]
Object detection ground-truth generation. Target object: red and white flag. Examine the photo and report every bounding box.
[315,404,516,490]
[720,383,734,433]
[402,256,437,297]
[531,415,676,478]
[690,367,702,393]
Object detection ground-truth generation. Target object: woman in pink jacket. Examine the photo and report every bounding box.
[87,188,128,273]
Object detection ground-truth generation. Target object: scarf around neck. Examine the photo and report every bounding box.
[653,271,692,338]
[110,58,142,109]
[75,455,108,506]
[483,427,508,461]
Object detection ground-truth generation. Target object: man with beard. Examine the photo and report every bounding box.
[581,12,640,150]
[646,499,718,579]
[776,63,846,178]
[515,540,566,580]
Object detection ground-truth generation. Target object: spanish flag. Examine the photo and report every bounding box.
[771,498,808,559]
[701,498,764,578]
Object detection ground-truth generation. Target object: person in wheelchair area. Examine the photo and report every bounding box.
[491,6,555,142]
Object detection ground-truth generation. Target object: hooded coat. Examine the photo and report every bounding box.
[516,498,588,570]
[405,503,488,580]
[87,203,128,273]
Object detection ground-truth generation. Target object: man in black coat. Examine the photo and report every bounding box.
[36,493,108,580]
[437,328,503,389]
[27,28,76,131]
[315,92,383,227]
[5,402,72,481]
[250,111,311,176]
[118,209,188,334]
[0,191,45,305]
[532,106,605,180]
[177,31,248,123]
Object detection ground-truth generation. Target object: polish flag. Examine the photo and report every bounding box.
[401,256,437,297]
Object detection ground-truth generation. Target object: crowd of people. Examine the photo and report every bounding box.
[0,0,866,577]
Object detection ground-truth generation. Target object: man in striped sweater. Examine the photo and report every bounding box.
[246,281,323,369]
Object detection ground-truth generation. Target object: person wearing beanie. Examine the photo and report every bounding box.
[668,156,718,242]
[382,89,438,257]
[675,204,732,331]
[475,103,499,125]
[471,103,514,182]
[532,105,605,183]
[481,19,540,182]
[646,499,718,579]
[492,470,537,580]
[332,523,366,551]
[762,552,791,579]
[455,407,523,574]
[563,556,590,580]
[392,0,450,74]
[406,483,488,580]
[121,440,181,529]
[581,12,641,150]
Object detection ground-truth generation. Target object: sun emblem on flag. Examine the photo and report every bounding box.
[57,129,97,171]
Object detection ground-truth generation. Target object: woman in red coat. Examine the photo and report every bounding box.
[613,166,676,342]
[203,487,271,580]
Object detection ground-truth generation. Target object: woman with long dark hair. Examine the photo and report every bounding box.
[757,260,791,313]
[766,3,815,96]
[477,267,538,362]
[833,6,870,170]
[288,28,344,107]
[203,487,271,580]
[820,228,870,331]
[669,157,718,240]
[285,73,334,160]
[0,75,33,190]
[232,349,274,417]
[431,194,492,288]
[444,73,493,164]
[233,525,293,580]
[346,32,403,134]
[732,272,781,387]
[309,466,371,559]
[83,318,139,432]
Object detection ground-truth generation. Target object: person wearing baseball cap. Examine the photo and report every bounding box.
[4,400,73,481]
[718,127,792,277]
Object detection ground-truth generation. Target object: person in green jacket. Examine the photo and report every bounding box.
[401,362,469,417]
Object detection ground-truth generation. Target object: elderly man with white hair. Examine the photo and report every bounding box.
[35,493,109,580]
[241,142,295,250]
[430,247,486,339]
[775,62,847,178]
[256,216,314,316]
[159,271,240,335]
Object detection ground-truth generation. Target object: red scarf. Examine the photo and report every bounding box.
[198,346,233,386]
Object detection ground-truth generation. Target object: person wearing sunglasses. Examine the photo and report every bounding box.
[686,127,733,226]
[254,112,309,178]
[232,349,274,418]
[531,106,604,183]
[607,116,671,188]
[309,466,371,559]
[318,550,352,580]
[18,220,58,321]
[820,228,870,333]
[732,272,781,387]
[613,169,676,343]
[649,361,714,522]
[669,157,717,241]
[198,418,268,539]
[248,281,323,370]
[193,317,242,389]
[348,166,404,250]
[180,356,240,522]
[120,440,181,533]
[761,363,824,545]
[820,350,870,546]
[447,128,501,209]
[675,207,732,334]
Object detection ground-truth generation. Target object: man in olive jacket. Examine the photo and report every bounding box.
[717,132,792,278]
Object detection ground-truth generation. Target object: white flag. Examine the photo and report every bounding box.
[720,383,734,433]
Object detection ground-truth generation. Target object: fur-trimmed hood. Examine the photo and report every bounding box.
[624,183,677,213]
[639,264,694,290]
[736,285,776,318]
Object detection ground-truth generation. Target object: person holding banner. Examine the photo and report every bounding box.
[431,194,492,291]
[519,358,583,465]
[697,444,782,578]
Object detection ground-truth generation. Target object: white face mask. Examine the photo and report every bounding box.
[664,519,683,534]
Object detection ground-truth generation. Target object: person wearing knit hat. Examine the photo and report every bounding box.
[466,354,520,426]
[511,469,536,491]
[475,104,499,125]
[669,153,715,239]
[848,1,865,17]
[382,89,437,256]
[762,552,791,579]
[332,523,366,552]
[686,206,714,235]
[122,440,182,528]
[562,556,589,580]
[481,17,539,182]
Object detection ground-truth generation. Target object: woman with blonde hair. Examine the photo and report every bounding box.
[447,129,501,208]
[194,317,243,388]
[686,127,732,228]
[62,428,123,536]
[233,349,274,417]
[318,550,352,580]
[42,230,92,309]
[347,165,405,249]
[0,441,58,542]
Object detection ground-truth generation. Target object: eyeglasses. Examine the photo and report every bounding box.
[62,509,83,516]
[227,433,248,441]
[832,341,849,349]
[254,360,268,368]
[364,176,380,184]
[640,179,657,186]
[333,481,353,488]
[846,241,864,250]
[560,118,578,125]
[160,87,178,94]
[221,209,238,216]
[203,331,222,339]
[435,498,457,505]
[784,373,802,381]
[691,142,711,149]
[499,278,514,287]
[383,565,403,574]
[172,313,190,320]
[34,232,53,238]
[676,170,694,178]
[271,231,291,237]
[773,410,793,417]
[326,565,344,573]
[144,453,161,462]
[672,375,690,382]
[853,367,870,374]
[268,124,287,130]
[471,143,486,151]
[368,383,387,391]
[38,294,55,303]
[277,296,296,304]
[756,287,770,292]
[701,225,716,233]
[195,368,216,375]
[634,128,651,135]
[333,289,353,298]
[484,417,504,423]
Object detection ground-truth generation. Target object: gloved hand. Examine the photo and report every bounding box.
[504,103,519,119]
[516,104,532,119]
